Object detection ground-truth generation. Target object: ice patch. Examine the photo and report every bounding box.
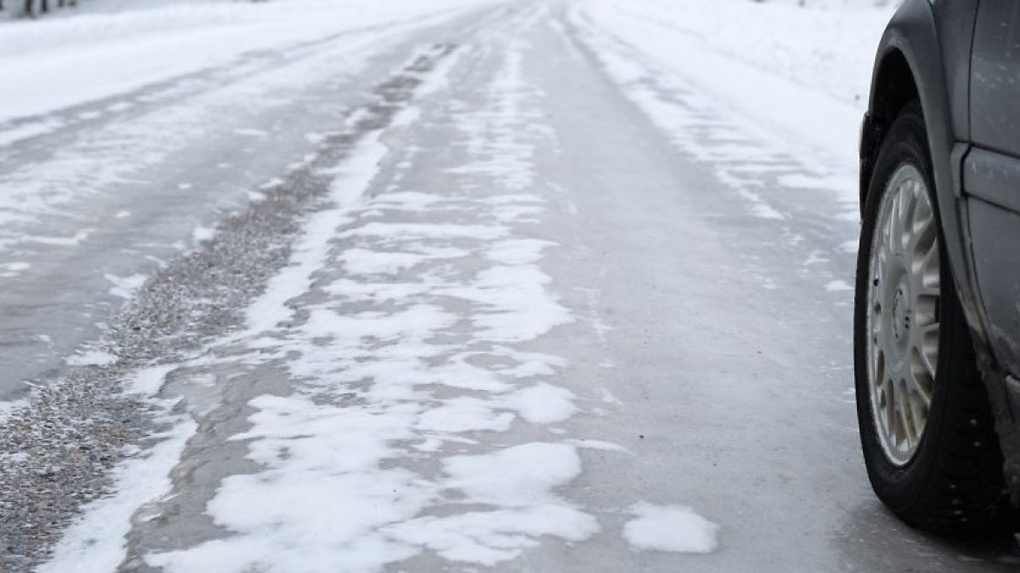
[623,502,719,554]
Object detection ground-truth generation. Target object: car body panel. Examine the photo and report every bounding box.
[967,0,1020,380]
[971,0,1020,156]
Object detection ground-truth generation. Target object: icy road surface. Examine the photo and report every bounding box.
[2,0,1019,572]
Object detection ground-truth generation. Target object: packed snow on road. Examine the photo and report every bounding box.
[0,0,1017,572]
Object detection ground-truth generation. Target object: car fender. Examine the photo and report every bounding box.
[864,0,989,353]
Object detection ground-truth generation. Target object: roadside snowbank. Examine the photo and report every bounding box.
[577,0,896,206]
[593,0,895,107]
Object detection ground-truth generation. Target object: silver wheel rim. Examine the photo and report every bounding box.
[866,163,940,467]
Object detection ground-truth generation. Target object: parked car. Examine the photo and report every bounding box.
[856,0,1020,533]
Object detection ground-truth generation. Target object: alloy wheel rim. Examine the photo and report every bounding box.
[866,163,941,467]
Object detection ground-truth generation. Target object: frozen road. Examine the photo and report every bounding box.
[2,1,1019,572]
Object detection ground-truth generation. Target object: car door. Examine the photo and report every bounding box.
[965,0,1020,375]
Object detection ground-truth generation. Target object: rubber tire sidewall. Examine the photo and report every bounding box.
[854,103,982,521]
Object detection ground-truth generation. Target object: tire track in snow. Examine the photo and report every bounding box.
[145,12,606,570]
[16,42,473,573]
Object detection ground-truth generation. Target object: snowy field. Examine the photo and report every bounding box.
[0,0,499,126]
[0,0,892,120]
[12,1,1009,573]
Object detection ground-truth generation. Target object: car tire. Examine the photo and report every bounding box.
[854,100,1009,533]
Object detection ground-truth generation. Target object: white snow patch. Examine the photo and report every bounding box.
[502,383,577,424]
[67,350,118,367]
[105,273,148,299]
[0,262,30,278]
[384,505,598,566]
[444,442,581,506]
[191,226,216,244]
[26,229,93,247]
[339,248,431,276]
[825,280,853,292]
[125,364,177,397]
[244,131,387,334]
[417,397,515,433]
[623,502,720,554]
[564,439,630,454]
[441,263,573,342]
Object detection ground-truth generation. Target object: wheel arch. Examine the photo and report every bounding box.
[861,0,979,341]
[860,49,919,212]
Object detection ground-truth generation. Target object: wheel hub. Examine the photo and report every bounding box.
[891,284,911,343]
[866,164,941,467]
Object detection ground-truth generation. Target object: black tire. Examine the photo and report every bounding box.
[854,100,1009,533]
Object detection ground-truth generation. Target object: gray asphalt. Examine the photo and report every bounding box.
[2,1,1019,572]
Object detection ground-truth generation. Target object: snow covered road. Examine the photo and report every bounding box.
[2,0,1019,571]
